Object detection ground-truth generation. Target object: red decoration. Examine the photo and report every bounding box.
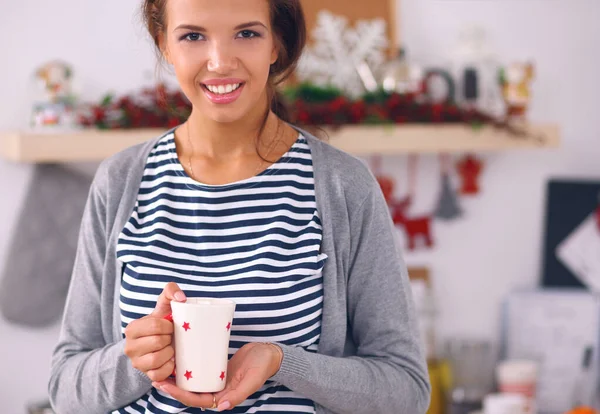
[371,155,395,204]
[220,371,226,381]
[288,90,483,127]
[182,322,191,332]
[374,155,434,250]
[456,154,484,195]
[226,322,231,331]
[77,82,543,147]
[377,175,395,203]
[163,313,173,323]
[78,83,191,129]
[391,196,434,250]
[184,370,193,380]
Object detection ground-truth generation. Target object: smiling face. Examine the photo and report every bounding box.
[159,0,278,124]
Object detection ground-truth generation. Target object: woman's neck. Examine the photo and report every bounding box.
[185,95,279,161]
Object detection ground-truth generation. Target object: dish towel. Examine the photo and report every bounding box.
[0,164,93,327]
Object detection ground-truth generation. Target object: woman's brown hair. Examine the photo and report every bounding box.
[141,0,306,124]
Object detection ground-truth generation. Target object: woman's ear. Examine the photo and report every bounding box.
[270,42,279,66]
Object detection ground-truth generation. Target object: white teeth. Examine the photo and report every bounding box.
[206,83,241,95]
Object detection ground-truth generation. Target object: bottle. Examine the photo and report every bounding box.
[380,48,423,95]
[571,347,597,410]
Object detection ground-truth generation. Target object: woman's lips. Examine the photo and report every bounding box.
[201,81,245,105]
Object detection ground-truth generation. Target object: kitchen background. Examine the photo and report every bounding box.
[1,0,599,413]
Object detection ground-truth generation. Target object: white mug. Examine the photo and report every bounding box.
[495,359,538,414]
[484,393,528,414]
[170,298,236,393]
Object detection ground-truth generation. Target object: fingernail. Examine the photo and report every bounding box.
[217,401,231,411]
[175,291,186,301]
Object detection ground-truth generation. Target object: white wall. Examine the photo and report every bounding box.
[395,0,600,341]
[0,1,159,411]
[1,0,599,411]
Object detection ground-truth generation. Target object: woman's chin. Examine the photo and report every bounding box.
[188,100,241,123]
[197,99,262,125]
[207,109,247,124]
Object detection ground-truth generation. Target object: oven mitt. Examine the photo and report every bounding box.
[0,164,93,327]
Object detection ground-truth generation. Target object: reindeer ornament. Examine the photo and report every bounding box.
[375,158,434,251]
[499,62,535,121]
[391,196,434,250]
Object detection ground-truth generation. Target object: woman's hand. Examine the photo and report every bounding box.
[124,282,186,382]
[153,342,283,411]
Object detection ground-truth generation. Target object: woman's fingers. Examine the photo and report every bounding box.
[152,380,216,409]
[146,358,176,383]
[214,372,257,411]
[137,334,173,356]
[151,282,187,318]
[131,344,175,373]
[125,316,173,341]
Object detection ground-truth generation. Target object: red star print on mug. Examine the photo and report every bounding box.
[182,322,191,332]
[184,370,193,380]
[220,371,225,381]
[226,322,231,331]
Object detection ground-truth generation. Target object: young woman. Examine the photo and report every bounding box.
[49,0,431,412]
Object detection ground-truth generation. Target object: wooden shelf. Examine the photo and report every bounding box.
[0,123,560,163]
[0,128,160,163]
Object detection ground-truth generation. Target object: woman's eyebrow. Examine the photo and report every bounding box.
[234,21,268,30]
[173,21,267,32]
[174,24,206,32]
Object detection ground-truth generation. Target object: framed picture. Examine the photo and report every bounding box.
[300,0,399,54]
[541,179,600,290]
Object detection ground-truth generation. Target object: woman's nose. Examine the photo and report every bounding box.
[207,42,238,74]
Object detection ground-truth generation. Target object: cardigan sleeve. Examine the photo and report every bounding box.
[48,165,152,414]
[271,181,431,413]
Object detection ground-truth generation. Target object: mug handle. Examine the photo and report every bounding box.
[164,313,176,378]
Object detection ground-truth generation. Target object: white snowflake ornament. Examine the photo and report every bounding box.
[296,10,389,98]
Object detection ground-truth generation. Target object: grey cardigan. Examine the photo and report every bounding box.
[49,127,431,414]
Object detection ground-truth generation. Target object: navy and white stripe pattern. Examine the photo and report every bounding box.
[115,132,327,413]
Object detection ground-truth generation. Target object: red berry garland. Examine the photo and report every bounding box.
[78,82,540,143]
[78,83,192,129]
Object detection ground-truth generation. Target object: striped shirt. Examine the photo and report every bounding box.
[114,132,327,413]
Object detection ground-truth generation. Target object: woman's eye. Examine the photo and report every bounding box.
[183,32,202,42]
[237,30,259,39]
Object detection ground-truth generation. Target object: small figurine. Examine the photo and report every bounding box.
[499,62,535,121]
[30,60,78,129]
[456,154,484,195]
